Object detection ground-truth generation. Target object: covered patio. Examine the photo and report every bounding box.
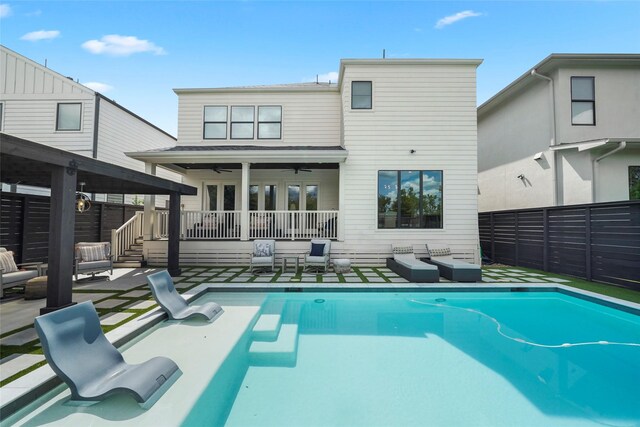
[0,133,197,313]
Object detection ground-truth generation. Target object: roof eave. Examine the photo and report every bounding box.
[126,149,349,164]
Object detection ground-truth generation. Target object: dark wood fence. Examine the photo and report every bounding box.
[0,192,143,264]
[479,200,640,290]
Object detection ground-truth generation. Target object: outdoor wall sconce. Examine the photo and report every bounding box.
[517,174,525,180]
[76,182,91,213]
[410,149,416,154]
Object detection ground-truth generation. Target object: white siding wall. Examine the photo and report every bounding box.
[176,90,341,147]
[340,63,480,261]
[477,79,555,211]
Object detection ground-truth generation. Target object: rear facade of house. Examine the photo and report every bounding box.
[129,58,482,265]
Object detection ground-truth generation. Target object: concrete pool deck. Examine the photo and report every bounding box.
[1,265,638,420]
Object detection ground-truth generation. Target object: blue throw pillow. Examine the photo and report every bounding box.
[310,243,325,257]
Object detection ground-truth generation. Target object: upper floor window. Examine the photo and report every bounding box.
[258,106,282,139]
[630,166,640,200]
[571,77,595,125]
[351,81,372,109]
[378,170,443,229]
[203,106,227,139]
[231,106,255,139]
[56,103,82,131]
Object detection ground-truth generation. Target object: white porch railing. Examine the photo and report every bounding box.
[111,211,144,261]
[154,210,338,240]
[249,210,338,240]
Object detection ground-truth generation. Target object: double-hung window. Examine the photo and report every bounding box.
[258,106,282,139]
[203,106,227,139]
[231,106,255,139]
[378,170,443,229]
[56,103,82,131]
[571,77,595,125]
[351,81,372,109]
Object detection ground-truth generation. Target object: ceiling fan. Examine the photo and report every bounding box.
[283,166,312,174]
[212,166,232,174]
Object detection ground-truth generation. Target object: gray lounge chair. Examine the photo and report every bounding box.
[250,239,276,273]
[303,239,331,272]
[34,301,180,407]
[422,246,482,282]
[386,245,439,283]
[0,247,42,298]
[147,270,223,321]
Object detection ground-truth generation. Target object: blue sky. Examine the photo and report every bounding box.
[1,1,639,137]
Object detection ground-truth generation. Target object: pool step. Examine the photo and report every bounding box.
[248,324,299,367]
[252,300,286,341]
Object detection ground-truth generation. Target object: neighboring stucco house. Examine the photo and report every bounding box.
[0,45,181,206]
[127,58,483,265]
[477,54,640,212]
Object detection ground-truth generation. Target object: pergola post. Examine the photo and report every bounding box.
[41,164,77,314]
[167,191,181,276]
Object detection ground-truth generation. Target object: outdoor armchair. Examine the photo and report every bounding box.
[303,239,332,272]
[34,301,180,407]
[147,270,223,321]
[250,239,276,273]
[74,242,113,281]
[0,247,43,298]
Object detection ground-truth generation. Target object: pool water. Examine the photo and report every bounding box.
[184,292,640,427]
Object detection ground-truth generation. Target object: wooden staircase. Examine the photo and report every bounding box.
[113,237,147,268]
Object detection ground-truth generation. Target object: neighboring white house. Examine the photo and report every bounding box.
[0,44,182,206]
[478,54,640,212]
[127,58,483,265]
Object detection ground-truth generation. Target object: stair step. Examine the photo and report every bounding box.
[118,255,144,261]
[248,324,299,367]
[113,260,147,268]
[124,249,143,256]
[129,244,143,250]
[252,300,286,341]
[135,238,144,244]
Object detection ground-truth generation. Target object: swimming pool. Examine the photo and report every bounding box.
[5,290,640,426]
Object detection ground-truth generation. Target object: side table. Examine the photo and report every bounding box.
[281,256,299,273]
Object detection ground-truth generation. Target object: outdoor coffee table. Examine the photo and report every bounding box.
[281,256,299,273]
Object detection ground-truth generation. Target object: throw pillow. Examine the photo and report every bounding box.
[0,251,18,273]
[254,242,272,257]
[430,247,452,257]
[80,245,106,262]
[392,245,413,254]
[310,243,325,257]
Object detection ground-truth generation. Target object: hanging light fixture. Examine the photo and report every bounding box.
[76,182,91,213]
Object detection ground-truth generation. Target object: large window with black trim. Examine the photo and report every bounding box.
[378,170,443,229]
[56,103,82,131]
[571,77,595,125]
[203,106,227,139]
[630,166,640,200]
[351,81,372,109]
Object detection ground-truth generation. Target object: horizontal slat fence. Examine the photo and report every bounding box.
[479,200,640,290]
[0,192,145,264]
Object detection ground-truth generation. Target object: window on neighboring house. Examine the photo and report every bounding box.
[231,106,254,139]
[571,77,595,125]
[378,170,443,229]
[258,106,282,139]
[203,106,227,139]
[630,166,640,200]
[351,81,372,109]
[56,103,82,131]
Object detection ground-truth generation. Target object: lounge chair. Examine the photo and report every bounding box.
[74,242,113,281]
[386,245,439,283]
[146,270,223,321]
[0,248,42,297]
[303,239,331,272]
[34,301,180,407]
[422,246,482,282]
[249,239,276,273]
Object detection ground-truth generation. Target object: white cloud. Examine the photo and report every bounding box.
[21,30,60,41]
[82,82,114,93]
[0,4,11,18]
[81,35,166,56]
[435,10,483,29]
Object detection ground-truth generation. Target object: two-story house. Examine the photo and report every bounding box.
[128,58,482,265]
[478,54,640,212]
[0,45,182,206]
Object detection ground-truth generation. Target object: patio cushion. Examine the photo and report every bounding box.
[2,269,38,284]
[80,245,107,262]
[254,241,272,257]
[430,247,452,257]
[305,256,327,264]
[77,260,112,270]
[392,245,414,255]
[251,256,273,265]
[0,251,18,273]
[310,243,325,257]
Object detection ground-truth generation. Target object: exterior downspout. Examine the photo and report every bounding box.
[592,141,626,203]
[531,69,558,206]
